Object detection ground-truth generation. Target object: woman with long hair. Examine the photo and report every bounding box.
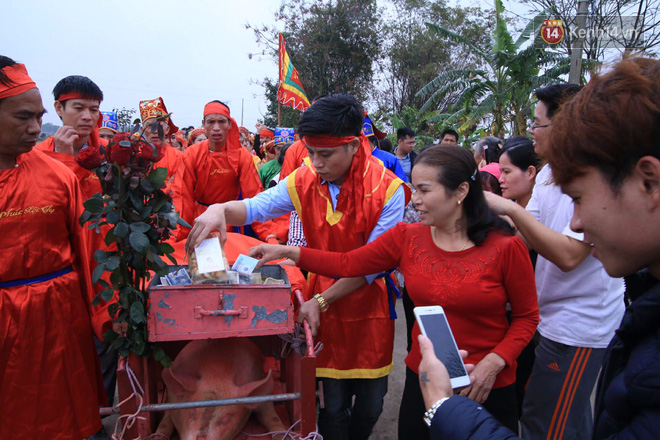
[250,145,539,438]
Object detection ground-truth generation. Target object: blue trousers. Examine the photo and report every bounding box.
[318,376,388,440]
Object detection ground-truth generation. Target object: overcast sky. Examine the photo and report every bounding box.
[4,0,534,131]
[3,0,284,130]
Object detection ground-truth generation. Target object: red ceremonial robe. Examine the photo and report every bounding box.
[157,143,182,195]
[286,155,405,378]
[279,139,307,180]
[0,150,105,439]
[33,136,115,334]
[172,140,272,241]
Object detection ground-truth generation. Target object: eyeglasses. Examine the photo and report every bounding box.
[528,121,551,130]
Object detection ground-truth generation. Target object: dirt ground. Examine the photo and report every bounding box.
[103,299,408,439]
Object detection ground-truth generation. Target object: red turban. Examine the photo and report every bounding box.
[0,64,37,99]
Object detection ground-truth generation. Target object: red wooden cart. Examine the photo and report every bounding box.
[105,265,318,439]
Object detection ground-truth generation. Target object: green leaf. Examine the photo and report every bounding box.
[91,293,101,306]
[130,302,145,324]
[140,205,153,219]
[83,198,104,213]
[177,216,192,228]
[147,167,168,188]
[129,231,150,254]
[111,337,124,350]
[105,256,121,271]
[106,210,120,225]
[165,252,177,265]
[139,178,155,194]
[103,330,119,342]
[130,222,151,233]
[100,288,115,302]
[114,222,129,238]
[159,242,175,254]
[153,347,165,362]
[149,195,169,212]
[104,227,116,246]
[108,303,120,318]
[160,356,172,368]
[92,263,106,284]
[94,250,110,264]
[79,210,92,226]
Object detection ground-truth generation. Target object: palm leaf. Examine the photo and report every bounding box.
[426,23,489,62]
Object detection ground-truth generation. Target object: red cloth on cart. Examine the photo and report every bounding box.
[0,150,105,439]
[286,154,405,379]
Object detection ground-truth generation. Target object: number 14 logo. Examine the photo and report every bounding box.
[541,20,565,44]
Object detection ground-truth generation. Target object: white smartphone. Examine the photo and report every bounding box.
[414,306,471,389]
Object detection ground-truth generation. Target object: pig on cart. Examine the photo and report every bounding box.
[155,338,286,440]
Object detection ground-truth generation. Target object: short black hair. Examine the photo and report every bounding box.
[298,93,363,137]
[0,56,18,88]
[397,127,415,141]
[534,84,582,119]
[441,128,459,141]
[52,75,103,107]
[278,142,293,166]
[379,138,393,153]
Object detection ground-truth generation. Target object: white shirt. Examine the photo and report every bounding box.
[526,165,625,348]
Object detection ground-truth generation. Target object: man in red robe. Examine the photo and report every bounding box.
[33,77,119,429]
[33,75,107,198]
[0,56,106,440]
[139,97,182,193]
[172,100,277,242]
[186,94,407,440]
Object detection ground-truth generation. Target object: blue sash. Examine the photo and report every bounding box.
[0,266,74,288]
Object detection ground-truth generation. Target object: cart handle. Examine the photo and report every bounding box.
[293,289,315,358]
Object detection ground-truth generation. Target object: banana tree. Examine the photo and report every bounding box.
[417,0,570,139]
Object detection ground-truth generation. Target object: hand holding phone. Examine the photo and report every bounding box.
[415,306,471,389]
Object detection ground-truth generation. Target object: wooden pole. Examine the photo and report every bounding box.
[569,0,590,84]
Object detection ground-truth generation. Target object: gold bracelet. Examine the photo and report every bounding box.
[313,293,329,312]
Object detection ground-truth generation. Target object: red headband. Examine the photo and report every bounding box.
[0,64,37,99]
[55,91,103,129]
[55,91,101,103]
[204,102,230,118]
[304,134,358,148]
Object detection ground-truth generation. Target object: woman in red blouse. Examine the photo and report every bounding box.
[250,145,539,438]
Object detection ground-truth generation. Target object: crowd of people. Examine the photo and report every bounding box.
[1,53,659,440]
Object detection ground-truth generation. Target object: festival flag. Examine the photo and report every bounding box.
[278,34,311,111]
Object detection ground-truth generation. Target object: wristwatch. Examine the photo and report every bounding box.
[313,293,329,312]
[423,397,450,426]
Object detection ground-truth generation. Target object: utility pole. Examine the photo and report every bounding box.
[569,0,590,84]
